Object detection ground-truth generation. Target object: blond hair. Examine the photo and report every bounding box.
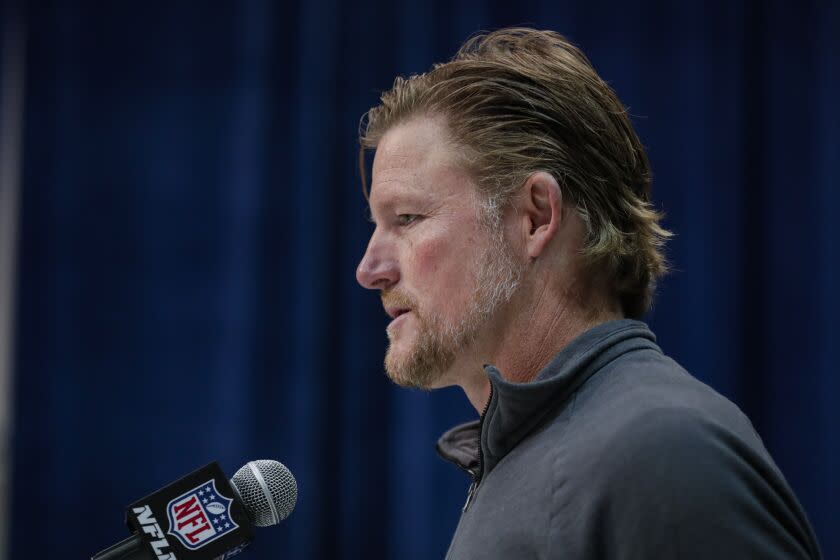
[359,27,671,318]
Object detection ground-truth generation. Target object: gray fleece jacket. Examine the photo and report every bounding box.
[436,320,821,559]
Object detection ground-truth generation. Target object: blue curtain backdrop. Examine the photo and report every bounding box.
[7,0,839,558]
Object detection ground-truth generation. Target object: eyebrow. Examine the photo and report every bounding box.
[370,189,427,210]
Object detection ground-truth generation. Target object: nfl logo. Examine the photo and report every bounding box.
[166,479,240,550]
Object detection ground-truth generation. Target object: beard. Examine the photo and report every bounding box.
[381,230,521,389]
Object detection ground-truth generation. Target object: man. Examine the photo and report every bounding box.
[355,28,821,559]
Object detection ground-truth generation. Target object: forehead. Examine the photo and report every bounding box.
[369,116,476,204]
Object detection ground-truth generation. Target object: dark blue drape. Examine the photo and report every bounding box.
[8,1,838,558]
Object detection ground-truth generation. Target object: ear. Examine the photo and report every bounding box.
[520,171,563,259]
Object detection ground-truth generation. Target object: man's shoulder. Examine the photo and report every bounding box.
[544,350,774,485]
[537,355,821,558]
[573,349,759,445]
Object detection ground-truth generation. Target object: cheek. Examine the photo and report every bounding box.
[408,232,480,307]
[410,238,443,276]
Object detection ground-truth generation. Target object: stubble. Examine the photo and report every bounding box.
[382,228,521,389]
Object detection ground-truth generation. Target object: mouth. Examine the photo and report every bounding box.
[385,306,411,320]
[386,308,412,333]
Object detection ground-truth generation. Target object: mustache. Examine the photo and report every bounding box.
[381,289,416,310]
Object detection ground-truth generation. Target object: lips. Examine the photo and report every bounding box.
[387,310,412,332]
[385,306,411,320]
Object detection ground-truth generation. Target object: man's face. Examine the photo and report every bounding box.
[356,117,521,388]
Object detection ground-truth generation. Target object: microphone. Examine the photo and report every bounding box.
[91,460,297,560]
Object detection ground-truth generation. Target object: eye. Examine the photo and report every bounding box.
[396,214,420,226]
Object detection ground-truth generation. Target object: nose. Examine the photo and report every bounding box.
[356,237,399,290]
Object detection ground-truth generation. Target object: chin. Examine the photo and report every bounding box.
[384,347,447,390]
[425,374,456,390]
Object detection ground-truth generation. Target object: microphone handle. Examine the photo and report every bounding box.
[91,533,155,560]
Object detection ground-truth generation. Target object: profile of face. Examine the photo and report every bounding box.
[356,117,521,389]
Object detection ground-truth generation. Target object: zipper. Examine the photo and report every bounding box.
[463,383,493,513]
[462,478,478,512]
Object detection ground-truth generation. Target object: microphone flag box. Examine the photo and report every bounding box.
[126,461,255,560]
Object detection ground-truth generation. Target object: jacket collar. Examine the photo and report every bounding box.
[436,319,660,478]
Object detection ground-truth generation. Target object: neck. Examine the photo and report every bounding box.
[454,278,623,413]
